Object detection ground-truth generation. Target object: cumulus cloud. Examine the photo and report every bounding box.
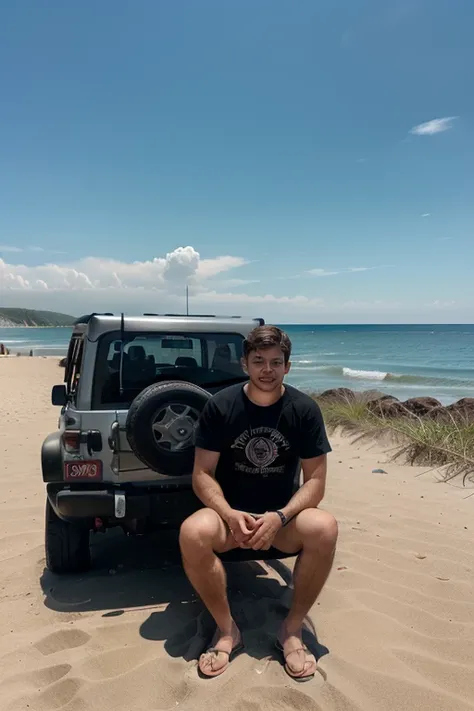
[0,245,329,318]
[1,246,464,322]
[410,117,457,136]
[0,246,249,294]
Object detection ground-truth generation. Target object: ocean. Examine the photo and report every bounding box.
[1,324,473,405]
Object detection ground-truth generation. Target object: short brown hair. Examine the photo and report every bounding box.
[243,325,292,363]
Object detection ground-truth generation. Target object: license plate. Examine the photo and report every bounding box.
[64,460,103,481]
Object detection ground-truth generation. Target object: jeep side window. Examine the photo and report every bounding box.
[65,336,84,399]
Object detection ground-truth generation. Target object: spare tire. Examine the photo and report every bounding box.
[126,381,211,476]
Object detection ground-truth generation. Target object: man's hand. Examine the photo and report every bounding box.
[247,512,283,551]
[226,510,258,547]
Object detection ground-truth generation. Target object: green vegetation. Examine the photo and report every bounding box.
[0,308,75,327]
[317,393,474,487]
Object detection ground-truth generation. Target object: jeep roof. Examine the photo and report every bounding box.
[72,312,264,340]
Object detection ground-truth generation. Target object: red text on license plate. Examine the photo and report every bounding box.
[64,461,103,481]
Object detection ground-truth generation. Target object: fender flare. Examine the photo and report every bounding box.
[41,432,64,483]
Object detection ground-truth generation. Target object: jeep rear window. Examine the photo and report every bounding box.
[92,331,247,408]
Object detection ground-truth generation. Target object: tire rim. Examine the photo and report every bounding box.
[151,403,201,451]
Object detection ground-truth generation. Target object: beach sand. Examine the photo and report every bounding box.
[0,357,473,711]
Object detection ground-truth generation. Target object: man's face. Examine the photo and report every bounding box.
[243,346,290,392]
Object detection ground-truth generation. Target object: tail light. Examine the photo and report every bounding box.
[62,429,81,453]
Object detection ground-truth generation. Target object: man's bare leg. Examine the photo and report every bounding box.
[179,508,240,675]
[273,508,338,678]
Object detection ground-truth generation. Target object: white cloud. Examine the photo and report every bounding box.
[0,244,64,255]
[0,246,468,323]
[307,266,382,277]
[421,213,431,218]
[410,117,457,136]
[0,245,23,253]
[197,255,248,279]
[0,246,248,294]
[215,278,260,287]
[201,290,323,306]
[429,300,456,308]
[306,269,340,277]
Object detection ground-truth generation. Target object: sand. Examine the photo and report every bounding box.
[0,356,473,711]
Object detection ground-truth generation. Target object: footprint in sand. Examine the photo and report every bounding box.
[230,685,325,711]
[5,677,82,711]
[34,629,91,656]
[80,645,153,680]
[2,663,72,690]
[68,657,190,711]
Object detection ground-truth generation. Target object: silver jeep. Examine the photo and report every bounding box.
[42,311,263,574]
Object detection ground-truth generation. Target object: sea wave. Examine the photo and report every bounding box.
[343,367,387,381]
[342,367,473,387]
[293,363,474,387]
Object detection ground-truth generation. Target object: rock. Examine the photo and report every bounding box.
[317,387,355,403]
[360,390,394,404]
[58,357,67,368]
[366,395,399,416]
[401,397,442,417]
[368,398,411,418]
[426,397,474,424]
[426,406,450,423]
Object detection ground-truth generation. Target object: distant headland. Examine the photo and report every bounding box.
[0,308,75,328]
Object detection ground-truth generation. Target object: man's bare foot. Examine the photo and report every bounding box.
[277,624,317,681]
[199,621,243,678]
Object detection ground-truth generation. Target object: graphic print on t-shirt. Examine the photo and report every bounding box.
[231,426,290,475]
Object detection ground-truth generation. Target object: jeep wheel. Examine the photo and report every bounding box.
[45,499,91,574]
[126,380,211,476]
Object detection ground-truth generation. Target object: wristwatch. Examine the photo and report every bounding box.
[274,510,288,527]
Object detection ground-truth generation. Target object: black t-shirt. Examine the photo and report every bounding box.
[194,383,332,513]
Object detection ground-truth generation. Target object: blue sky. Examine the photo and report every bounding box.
[0,0,473,323]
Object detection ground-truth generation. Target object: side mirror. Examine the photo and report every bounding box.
[51,384,67,407]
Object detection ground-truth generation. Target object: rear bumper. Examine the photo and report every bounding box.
[47,482,201,526]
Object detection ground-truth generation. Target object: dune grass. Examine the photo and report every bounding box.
[317,394,474,487]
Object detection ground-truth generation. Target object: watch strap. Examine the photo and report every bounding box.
[274,509,288,526]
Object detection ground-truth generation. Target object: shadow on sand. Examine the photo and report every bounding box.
[40,529,329,664]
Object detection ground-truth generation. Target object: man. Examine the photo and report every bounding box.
[179,325,337,681]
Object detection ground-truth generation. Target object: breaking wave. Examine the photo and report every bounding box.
[292,363,474,387]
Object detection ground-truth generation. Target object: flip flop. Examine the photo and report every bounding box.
[198,641,245,678]
[274,640,317,682]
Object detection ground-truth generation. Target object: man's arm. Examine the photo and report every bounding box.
[279,398,331,521]
[192,447,256,544]
[192,447,233,522]
[245,454,327,550]
[192,396,234,521]
[279,453,327,522]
